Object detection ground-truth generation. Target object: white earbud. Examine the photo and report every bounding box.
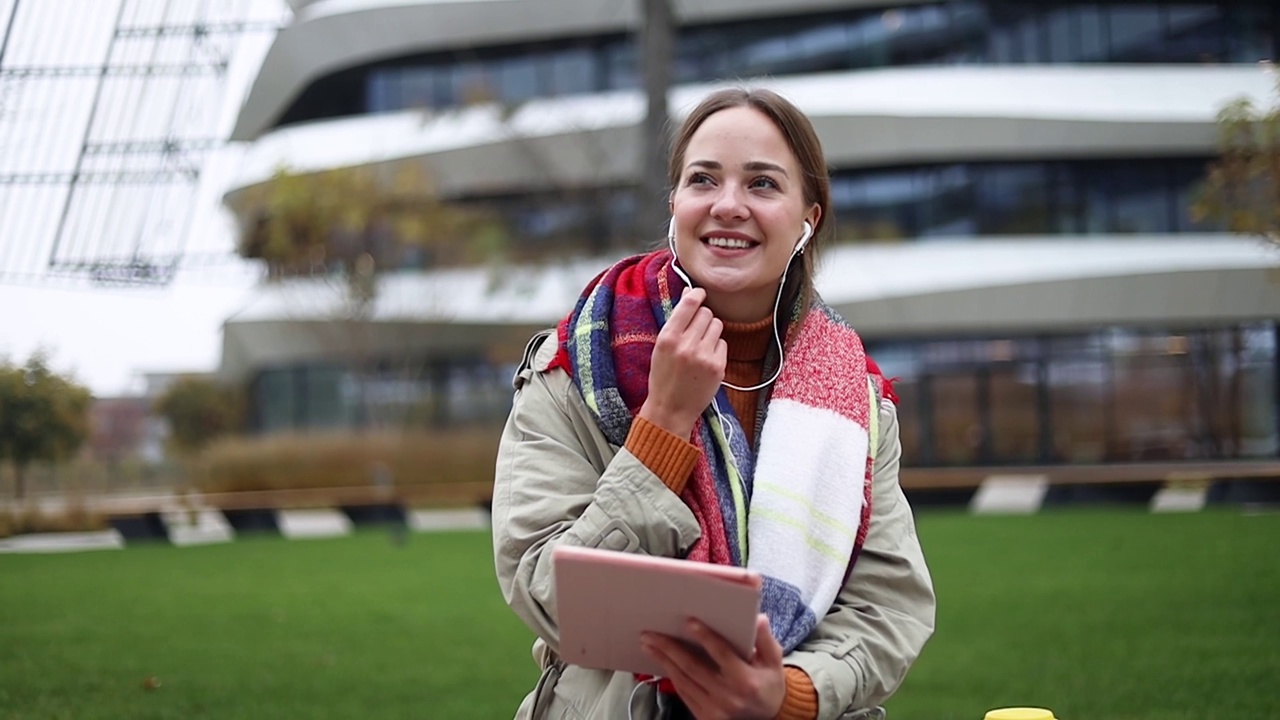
[667,218,694,289]
[794,221,813,255]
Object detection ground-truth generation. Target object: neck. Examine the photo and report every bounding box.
[704,283,782,324]
[721,315,774,446]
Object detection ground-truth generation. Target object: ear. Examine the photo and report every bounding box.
[805,203,822,234]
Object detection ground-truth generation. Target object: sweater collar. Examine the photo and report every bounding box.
[721,315,773,362]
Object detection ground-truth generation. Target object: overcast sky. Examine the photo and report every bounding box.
[0,0,286,396]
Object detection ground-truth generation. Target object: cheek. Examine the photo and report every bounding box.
[672,193,704,219]
[672,200,707,237]
[762,211,797,242]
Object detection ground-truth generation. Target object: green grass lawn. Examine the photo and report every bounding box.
[1,510,1277,719]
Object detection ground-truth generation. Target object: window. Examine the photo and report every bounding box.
[867,344,923,466]
[603,42,637,90]
[1165,5,1226,62]
[989,341,1043,464]
[498,57,541,103]
[253,369,297,433]
[453,61,493,105]
[930,370,983,466]
[549,48,595,96]
[979,165,1052,235]
[1076,5,1109,61]
[865,324,1277,467]
[302,367,351,429]
[832,158,1210,242]
[1047,335,1109,463]
[1110,330,1200,461]
[1045,7,1076,62]
[1107,164,1175,234]
[1108,5,1166,61]
[831,170,929,241]
[920,166,978,237]
[1225,3,1277,62]
[1238,325,1279,457]
[368,72,394,114]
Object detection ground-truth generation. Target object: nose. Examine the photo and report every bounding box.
[709,183,749,222]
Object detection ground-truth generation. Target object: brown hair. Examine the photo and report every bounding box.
[666,87,831,319]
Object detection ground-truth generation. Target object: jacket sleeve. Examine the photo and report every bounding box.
[781,398,936,718]
[492,338,702,651]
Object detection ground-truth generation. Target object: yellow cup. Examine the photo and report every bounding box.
[984,709,1057,720]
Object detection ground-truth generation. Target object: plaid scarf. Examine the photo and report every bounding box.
[550,249,878,654]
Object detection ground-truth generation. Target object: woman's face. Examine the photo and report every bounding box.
[670,106,820,323]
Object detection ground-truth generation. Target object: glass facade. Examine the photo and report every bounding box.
[462,157,1219,251]
[276,1,1278,127]
[470,187,641,257]
[247,358,514,434]
[828,157,1218,242]
[871,322,1280,467]
[246,323,1279,468]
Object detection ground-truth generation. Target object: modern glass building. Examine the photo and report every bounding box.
[219,0,1280,469]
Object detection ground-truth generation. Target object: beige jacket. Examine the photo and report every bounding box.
[492,333,935,720]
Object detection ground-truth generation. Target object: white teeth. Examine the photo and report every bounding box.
[705,236,753,249]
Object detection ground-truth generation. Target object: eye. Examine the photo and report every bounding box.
[749,176,780,190]
[685,172,713,186]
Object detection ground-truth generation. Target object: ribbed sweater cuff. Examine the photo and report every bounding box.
[624,416,700,495]
[774,666,819,720]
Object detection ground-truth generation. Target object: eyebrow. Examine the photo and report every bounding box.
[687,160,789,177]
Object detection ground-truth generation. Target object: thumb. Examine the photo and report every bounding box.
[754,613,783,666]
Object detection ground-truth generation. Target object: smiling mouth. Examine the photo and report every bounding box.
[703,236,759,250]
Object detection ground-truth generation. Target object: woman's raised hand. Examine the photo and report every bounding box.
[638,287,727,440]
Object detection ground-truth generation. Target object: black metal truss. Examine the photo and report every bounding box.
[0,0,286,287]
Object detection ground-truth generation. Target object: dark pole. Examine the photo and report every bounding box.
[1274,322,1279,459]
[637,0,673,247]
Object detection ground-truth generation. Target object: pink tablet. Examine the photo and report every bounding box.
[552,544,763,676]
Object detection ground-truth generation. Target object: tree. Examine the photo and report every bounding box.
[234,162,508,431]
[0,353,92,499]
[153,376,242,456]
[1192,69,1280,247]
[237,162,503,280]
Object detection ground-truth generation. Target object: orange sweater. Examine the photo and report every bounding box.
[622,316,819,720]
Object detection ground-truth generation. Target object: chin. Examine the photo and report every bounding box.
[691,271,753,295]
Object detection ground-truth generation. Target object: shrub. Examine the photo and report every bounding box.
[0,503,108,538]
[198,427,502,494]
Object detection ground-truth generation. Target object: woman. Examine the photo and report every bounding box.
[493,87,935,720]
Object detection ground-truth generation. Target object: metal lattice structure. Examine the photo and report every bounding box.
[0,0,287,287]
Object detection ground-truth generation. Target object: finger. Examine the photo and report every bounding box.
[752,614,785,668]
[641,633,715,698]
[688,619,749,676]
[647,652,719,720]
[665,287,706,331]
[669,680,718,720]
[700,316,723,346]
[683,307,715,349]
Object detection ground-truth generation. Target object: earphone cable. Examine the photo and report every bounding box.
[628,676,663,720]
[720,257,790,393]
